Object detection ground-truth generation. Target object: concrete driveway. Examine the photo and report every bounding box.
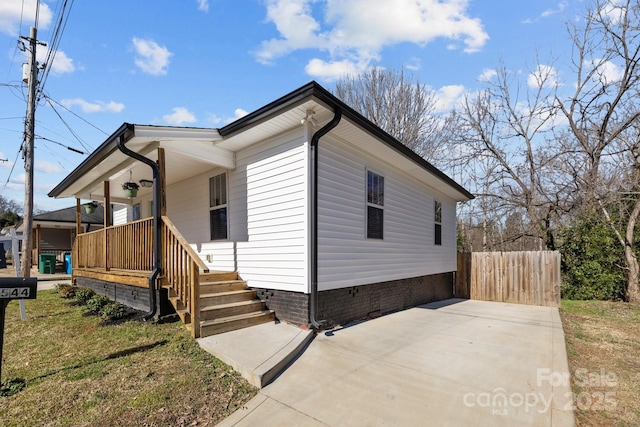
[218,299,574,426]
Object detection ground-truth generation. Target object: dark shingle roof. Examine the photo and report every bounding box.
[33,205,104,225]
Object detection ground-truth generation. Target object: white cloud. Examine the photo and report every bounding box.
[523,1,568,23]
[197,0,209,12]
[32,48,75,75]
[256,0,489,77]
[232,108,248,120]
[207,108,249,126]
[48,51,75,74]
[599,0,625,25]
[61,98,125,113]
[15,173,25,183]
[0,0,52,35]
[305,58,365,81]
[163,107,197,125]
[207,114,223,126]
[434,85,466,113]
[527,64,559,88]
[36,161,64,174]
[478,68,497,82]
[595,59,623,83]
[541,1,568,18]
[132,37,172,76]
[406,58,421,71]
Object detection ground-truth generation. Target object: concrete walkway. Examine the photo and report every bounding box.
[0,266,71,290]
[198,321,314,388]
[218,299,574,427]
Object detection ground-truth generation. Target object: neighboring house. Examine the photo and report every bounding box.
[48,81,473,337]
[16,205,104,268]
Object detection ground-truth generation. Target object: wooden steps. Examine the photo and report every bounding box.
[165,271,275,337]
[197,272,274,337]
[200,310,275,336]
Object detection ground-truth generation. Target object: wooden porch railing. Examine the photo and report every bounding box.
[73,218,154,271]
[72,216,208,337]
[161,216,208,338]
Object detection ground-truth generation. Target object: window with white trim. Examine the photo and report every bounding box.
[434,200,442,245]
[209,172,228,240]
[367,170,384,239]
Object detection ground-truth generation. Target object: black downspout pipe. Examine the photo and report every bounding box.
[117,132,161,321]
[309,107,342,329]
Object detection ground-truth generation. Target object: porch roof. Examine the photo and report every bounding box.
[48,124,228,203]
[49,81,474,203]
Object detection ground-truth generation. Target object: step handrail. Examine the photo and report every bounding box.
[161,216,208,337]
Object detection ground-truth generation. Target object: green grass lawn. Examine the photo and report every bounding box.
[560,300,640,427]
[0,288,256,426]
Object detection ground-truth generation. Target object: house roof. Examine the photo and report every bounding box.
[49,81,473,202]
[16,205,104,232]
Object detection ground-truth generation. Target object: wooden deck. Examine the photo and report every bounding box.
[71,216,274,337]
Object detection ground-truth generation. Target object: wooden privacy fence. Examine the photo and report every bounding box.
[455,251,561,307]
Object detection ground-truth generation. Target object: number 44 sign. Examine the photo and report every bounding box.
[0,278,37,300]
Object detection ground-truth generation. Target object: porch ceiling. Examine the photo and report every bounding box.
[49,125,230,204]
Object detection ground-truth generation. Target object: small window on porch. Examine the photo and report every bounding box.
[209,173,228,240]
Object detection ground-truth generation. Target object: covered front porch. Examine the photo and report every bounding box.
[50,123,274,337]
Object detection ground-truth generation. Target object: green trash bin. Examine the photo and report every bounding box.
[39,254,57,274]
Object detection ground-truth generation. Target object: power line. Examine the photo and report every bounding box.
[5,0,27,80]
[2,141,23,191]
[45,97,92,153]
[36,135,85,154]
[45,95,108,136]
[38,0,75,102]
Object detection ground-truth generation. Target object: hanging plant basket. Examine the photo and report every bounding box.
[83,202,98,214]
[122,182,139,198]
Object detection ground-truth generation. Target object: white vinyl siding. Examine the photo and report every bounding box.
[165,129,309,292]
[235,132,308,292]
[317,134,457,291]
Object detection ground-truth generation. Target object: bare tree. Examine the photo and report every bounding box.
[451,61,570,250]
[556,0,640,301]
[334,67,446,163]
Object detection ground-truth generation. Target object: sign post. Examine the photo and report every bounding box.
[0,278,37,384]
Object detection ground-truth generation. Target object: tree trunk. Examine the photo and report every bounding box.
[625,197,640,302]
[625,248,640,302]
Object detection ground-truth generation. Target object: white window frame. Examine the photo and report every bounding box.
[366,169,384,240]
[209,172,229,241]
[434,200,442,246]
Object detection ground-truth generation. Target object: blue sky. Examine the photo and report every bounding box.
[0,0,588,212]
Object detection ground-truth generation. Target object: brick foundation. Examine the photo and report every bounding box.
[255,288,310,326]
[75,277,174,317]
[254,272,454,328]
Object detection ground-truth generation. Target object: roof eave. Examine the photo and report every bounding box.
[48,123,223,199]
[220,81,474,201]
[48,123,133,198]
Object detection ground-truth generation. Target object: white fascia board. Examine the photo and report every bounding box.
[133,125,222,142]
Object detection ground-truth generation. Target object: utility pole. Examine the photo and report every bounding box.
[20,27,41,279]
